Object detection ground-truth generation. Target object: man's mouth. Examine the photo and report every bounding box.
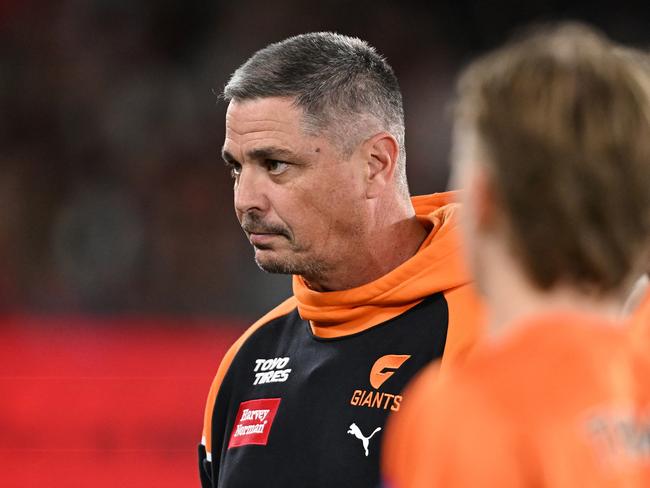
[248,232,283,248]
[243,225,288,239]
[240,215,289,245]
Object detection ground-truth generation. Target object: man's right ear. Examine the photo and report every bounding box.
[363,132,400,199]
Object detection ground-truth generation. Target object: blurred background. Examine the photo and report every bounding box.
[1,0,648,486]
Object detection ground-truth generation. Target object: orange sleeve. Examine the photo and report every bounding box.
[441,283,486,367]
[382,366,526,488]
[201,297,297,456]
[382,362,441,487]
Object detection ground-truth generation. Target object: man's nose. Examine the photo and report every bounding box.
[234,168,268,215]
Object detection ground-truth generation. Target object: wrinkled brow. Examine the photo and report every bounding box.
[222,146,299,164]
[221,149,237,164]
[246,147,297,161]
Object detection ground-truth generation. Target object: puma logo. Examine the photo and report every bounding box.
[347,423,382,457]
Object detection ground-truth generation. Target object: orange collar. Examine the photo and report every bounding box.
[293,192,472,338]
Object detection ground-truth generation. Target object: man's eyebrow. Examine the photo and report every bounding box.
[246,147,297,160]
[222,149,238,164]
[221,147,299,165]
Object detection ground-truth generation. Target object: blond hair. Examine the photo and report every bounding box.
[456,23,650,294]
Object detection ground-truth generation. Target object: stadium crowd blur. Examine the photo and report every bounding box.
[2,0,647,320]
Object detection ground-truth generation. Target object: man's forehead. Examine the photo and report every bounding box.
[226,97,304,131]
[223,97,328,157]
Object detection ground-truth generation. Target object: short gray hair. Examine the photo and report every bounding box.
[223,32,408,194]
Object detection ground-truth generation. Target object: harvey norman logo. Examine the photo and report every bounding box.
[228,398,281,449]
[350,354,410,412]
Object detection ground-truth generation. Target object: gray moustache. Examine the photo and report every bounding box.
[240,213,290,238]
[244,228,288,237]
[241,221,288,238]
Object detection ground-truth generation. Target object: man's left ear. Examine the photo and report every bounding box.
[364,132,400,198]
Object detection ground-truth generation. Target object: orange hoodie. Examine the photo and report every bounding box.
[293,192,483,347]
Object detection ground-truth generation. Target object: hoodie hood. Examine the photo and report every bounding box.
[293,191,473,338]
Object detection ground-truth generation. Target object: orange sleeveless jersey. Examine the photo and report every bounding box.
[382,312,650,488]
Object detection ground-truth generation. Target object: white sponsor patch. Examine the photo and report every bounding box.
[253,357,292,385]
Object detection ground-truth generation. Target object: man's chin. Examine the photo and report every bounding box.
[254,250,327,279]
[254,251,298,275]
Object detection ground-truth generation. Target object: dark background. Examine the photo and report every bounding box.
[2,0,648,320]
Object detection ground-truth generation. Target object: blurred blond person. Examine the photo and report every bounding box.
[383,23,650,488]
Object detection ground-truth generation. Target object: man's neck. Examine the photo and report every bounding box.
[482,250,623,339]
[302,211,428,292]
[488,285,622,339]
[622,273,650,317]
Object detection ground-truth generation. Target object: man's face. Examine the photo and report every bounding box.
[222,97,367,279]
[450,122,491,295]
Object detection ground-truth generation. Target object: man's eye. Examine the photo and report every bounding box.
[227,163,242,178]
[266,160,289,175]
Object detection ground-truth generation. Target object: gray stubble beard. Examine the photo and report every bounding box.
[254,250,328,282]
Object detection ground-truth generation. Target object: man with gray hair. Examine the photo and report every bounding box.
[199,32,483,487]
